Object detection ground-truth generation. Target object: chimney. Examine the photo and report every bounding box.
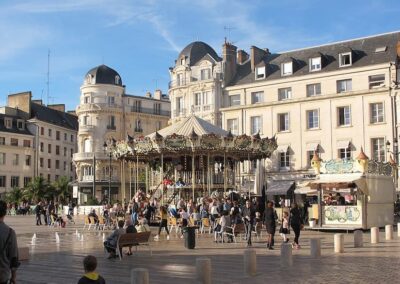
[397,41,400,57]
[237,50,249,64]
[154,89,162,100]
[48,104,65,113]
[222,41,237,85]
[250,46,267,71]
[145,92,152,98]
[7,92,32,117]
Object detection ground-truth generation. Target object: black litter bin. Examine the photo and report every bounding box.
[182,226,196,249]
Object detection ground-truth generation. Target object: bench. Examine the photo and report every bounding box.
[116,232,152,260]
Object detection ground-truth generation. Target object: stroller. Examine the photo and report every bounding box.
[66,214,75,224]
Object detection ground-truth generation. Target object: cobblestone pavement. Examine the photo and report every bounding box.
[5,215,400,284]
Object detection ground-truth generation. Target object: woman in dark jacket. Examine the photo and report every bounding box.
[290,203,303,249]
[264,201,276,250]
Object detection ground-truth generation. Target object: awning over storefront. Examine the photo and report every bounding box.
[277,144,289,153]
[299,174,368,194]
[306,142,319,151]
[267,181,295,195]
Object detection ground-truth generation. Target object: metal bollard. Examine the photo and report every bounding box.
[371,227,379,244]
[244,249,257,276]
[196,257,211,284]
[130,268,149,284]
[334,234,344,253]
[354,230,363,248]
[385,225,393,240]
[310,238,321,258]
[280,243,293,267]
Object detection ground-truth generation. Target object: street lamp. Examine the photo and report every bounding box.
[103,138,116,204]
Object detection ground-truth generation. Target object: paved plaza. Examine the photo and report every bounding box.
[6,215,400,284]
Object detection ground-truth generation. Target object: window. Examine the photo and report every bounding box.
[25,155,31,166]
[48,129,52,137]
[281,62,293,76]
[47,174,51,182]
[0,176,5,187]
[64,147,67,156]
[83,139,91,153]
[40,158,43,168]
[48,159,51,169]
[0,153,5,165]
[177,73,183,86]
[256,66,266,79]
[194,93,201,106]
[115,75,120,85]
[56,160,60,169]
[180,58,185,65]
[48,144,52,153]
[56,131,60,140]
[4,118,12,128]
[56,145,60,155]
[369,74,385,89]
[309,57,321,71]
[40,142,44,152]
[306,83,321,97]
[337,106,351,126]
[339,52,352,67]
[251,92,263,104]
[41,127,44,135]
[278,88,292,101]
[250,116,262,134]
[24,177,31,187]
[229,95,240,106]
[154,103,161,115]
[107,96,115,105]
[337,79,352,93]
[70,149,73,158]
[307,110,319,129]
[83,116,90,126]
[64,133,67,141]
[23,140,31,147]
[64,161,67,171]
[55,175,59,180]
[107,116,115,129]
[71,134,74,142]
[227,119,239,135]
[370,103,384,124]
[11,176,19,188]
[84,96,91,104]
[200,69,211,80]
[203,92,211,106]
[280,152,290,169]
[134,101,142,112]
[12,154,19,166]
[371,138,385,162]
[0,137,4,145]
[278,113,290,132]
[135,120,142,132]
[17,120,24,129]
[338,148,351,160]
[10,138,18,146]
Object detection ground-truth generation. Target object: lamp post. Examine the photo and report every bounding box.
[103,139,116,204]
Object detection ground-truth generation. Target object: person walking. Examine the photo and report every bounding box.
[154,206,170,241]
[264,201,277,250]
[290,203,303,249]
[0,200,20,284]
[35,201,42,225]
[242,200,256,247]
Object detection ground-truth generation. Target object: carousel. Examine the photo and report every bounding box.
[111,115,278,205]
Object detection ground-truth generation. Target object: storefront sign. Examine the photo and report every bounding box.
[323,205,362,225]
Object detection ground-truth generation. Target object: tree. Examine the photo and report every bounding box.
[23,176,48,203]
[5,187,23,204]
[52,176,71,204]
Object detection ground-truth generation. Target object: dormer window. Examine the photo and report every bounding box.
[200,69,211,80]
[115,75,120,85]
[339,52,352,67]
[256,66,266,80]
[309,57,321,72]
[4,118,12,129]
[17,120,24,130]
[86,74,93,84]
[180,57,185,65]
[281,62,293,76]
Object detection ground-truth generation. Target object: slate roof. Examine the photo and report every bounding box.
[0,114,33,135]
[30,103,78,131]
[147,114,228,138]
[86,64,122,86]
[230,31,400,86]
[177,41,222,66]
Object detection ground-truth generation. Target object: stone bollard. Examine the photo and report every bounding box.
[334,234,344,253]
[385,225,393,240]
[130,268,149,284]
[244,249,257,276]
[371,227,379,244]
[280,243,293,267]
[310,238,321,258]
[354,230,363,248]
[398,223,400,237]
[196,257,211,284]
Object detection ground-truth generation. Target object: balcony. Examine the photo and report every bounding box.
[134,128,143,133]
[130,106,171,117]
[76,103,122,114]
[73,152,109,162]
[173,109,187,117]
[106,125,116,131]
[79,125,95,134]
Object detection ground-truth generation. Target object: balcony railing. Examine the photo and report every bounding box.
[134,128,143,133]
[130,106,171,117]
[73,152,110,161]
[173,109,187,117]
[106,125,116,130]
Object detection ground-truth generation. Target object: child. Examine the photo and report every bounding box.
[78,255,106,284]
[279,211,290,243]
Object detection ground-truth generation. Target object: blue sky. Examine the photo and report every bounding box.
[0,0,399,111]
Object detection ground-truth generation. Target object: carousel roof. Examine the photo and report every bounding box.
[147,115,228,139]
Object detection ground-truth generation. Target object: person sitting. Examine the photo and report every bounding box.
[125,219,137,256]
[88,209,99,224]
[176,177,185,187]
[214,210,232,243]
[77,255,105,284]
[136,218,151,233]
[104,220,125,259]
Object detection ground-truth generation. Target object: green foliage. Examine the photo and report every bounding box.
[52,176,71,204]
[5,187,23,204]
[86,196,100,205]
[23,176,48,203]
[21,176,71,203]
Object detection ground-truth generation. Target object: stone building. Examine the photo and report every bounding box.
[73,65,171,203]
[170,32,400,190]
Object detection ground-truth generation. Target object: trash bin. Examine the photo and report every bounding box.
[182,227,196,249]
